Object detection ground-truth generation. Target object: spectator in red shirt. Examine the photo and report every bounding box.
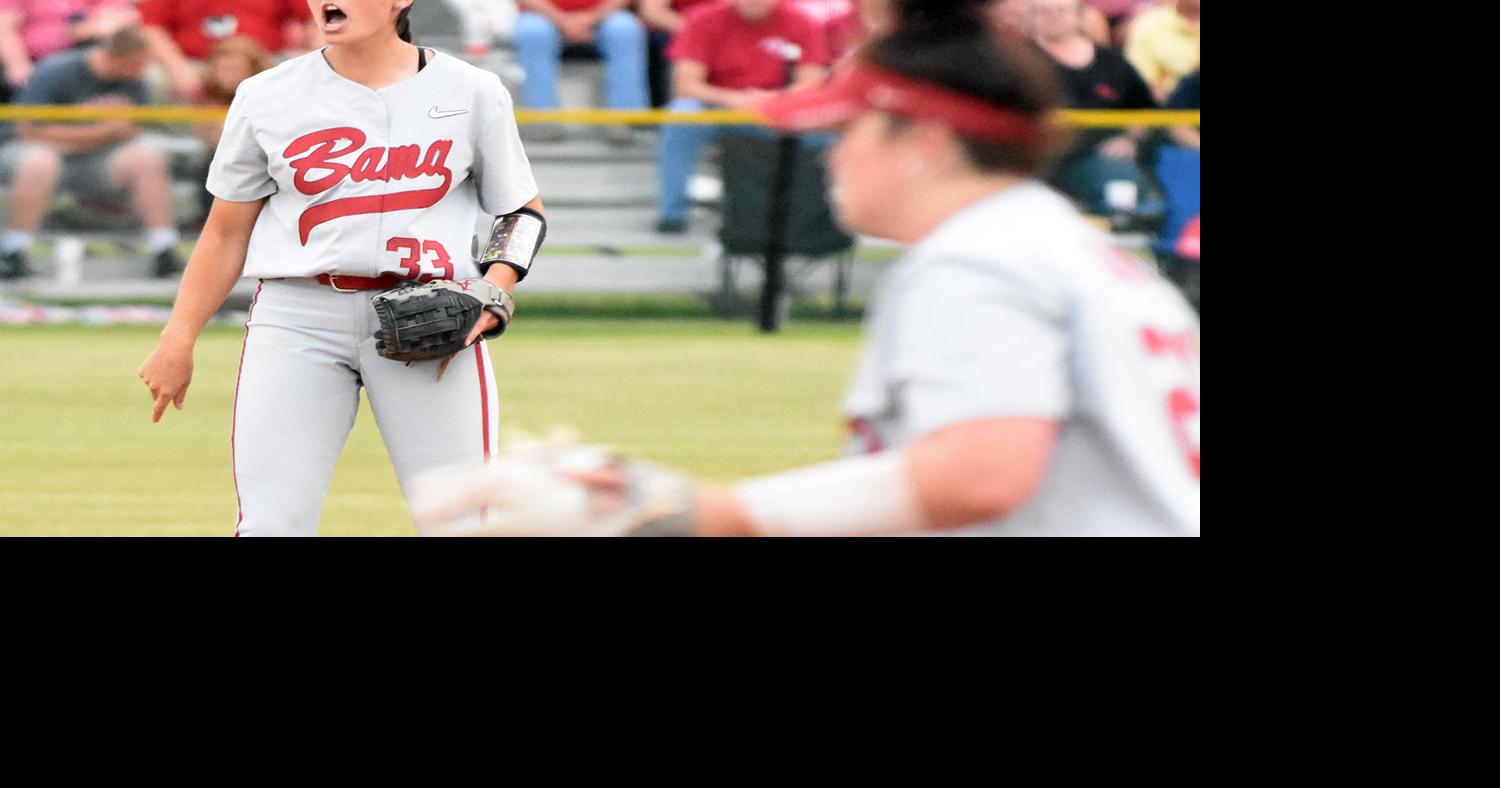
[138,0,314,101]
[790,1,862,60]
[514,0,649,111]
[639,0,716,107]
[655,0,830,232]
[0,0,137,93]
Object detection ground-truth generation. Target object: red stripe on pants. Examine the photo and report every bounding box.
[232,280,265,537]
[475,344,491,530]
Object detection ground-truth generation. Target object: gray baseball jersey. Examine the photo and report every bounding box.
[207,49,537,279]
[844,182,1200,536]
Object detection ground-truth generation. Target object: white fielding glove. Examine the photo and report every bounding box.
[409,440,697,537]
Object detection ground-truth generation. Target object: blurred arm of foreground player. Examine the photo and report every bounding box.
[696,418,1059,536]
[137,197,266,423]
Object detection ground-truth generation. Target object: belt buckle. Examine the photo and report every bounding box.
[326,275,360,293]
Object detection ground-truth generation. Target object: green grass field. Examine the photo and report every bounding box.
[0,319,863,536]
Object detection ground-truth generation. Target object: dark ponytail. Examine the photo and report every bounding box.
[865,0,1063,175]
[396,4,414,43]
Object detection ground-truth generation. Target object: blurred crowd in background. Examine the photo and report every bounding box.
[0,0,1199,284]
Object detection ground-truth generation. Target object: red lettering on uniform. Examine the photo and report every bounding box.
[384,145,422,180]
[352,148,387,181]
[283,127,455,245]
[1141,326,1193,363]
[1168,388,1201,479]
[284,127,364,194]
[1140,325,1200,478]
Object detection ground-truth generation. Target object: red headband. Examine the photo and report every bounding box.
[758,61,1043,143]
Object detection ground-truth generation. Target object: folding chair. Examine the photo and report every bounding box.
[715,133,856,317]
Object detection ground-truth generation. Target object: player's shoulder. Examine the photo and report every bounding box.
[905,182,1126,307]
[918,181,1098,266]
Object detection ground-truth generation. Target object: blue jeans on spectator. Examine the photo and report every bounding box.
[656,98,833,224]
[514,10,649,109]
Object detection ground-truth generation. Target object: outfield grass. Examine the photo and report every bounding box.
[0,319,863,536]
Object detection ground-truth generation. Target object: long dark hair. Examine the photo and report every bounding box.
[396,3,414,43]
[866,0,1062,174]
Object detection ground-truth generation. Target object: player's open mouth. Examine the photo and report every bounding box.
[322,3,348,33]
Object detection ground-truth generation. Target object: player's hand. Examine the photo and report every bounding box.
[465,311,500,348]
[138,336,195,423]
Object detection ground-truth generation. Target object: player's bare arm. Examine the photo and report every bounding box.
[698,419,1059,536]
[465,194,546,346]
[410,417,1060,537]
[138,197,267,423]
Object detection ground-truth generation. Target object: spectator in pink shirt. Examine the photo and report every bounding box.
[0,0,137,91]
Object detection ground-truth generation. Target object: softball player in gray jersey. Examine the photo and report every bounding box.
[137,0,544,536]
[410,2,1199,537]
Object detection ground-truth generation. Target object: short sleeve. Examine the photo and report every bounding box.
[206,88,276,202]
[473,83,539,215]
[889,260,1071,435]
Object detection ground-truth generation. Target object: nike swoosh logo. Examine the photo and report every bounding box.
[429,107,468,119]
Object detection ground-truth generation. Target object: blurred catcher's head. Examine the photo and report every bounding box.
[759,0,1061,235]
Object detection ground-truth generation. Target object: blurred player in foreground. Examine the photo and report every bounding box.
[412,0,1200,537]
